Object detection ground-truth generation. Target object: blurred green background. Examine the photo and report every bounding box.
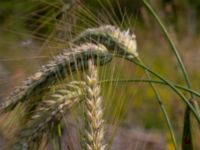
[0,0,200,149]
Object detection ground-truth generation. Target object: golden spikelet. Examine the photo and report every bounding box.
[0,43,111,113]
[73,25,138,57]
[1,25,138,114]
[83,60,106,150]
[11,81,85,149]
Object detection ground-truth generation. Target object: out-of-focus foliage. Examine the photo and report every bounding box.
[0,0,66,36]
[1,0,200,36]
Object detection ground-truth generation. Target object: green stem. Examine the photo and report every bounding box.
[123,56,200,123]
[99,79,200,98]
[52,137,57,150]
[182,106,193,150]
[138,58,178,149]
[142,0,192,91]
[57,124,62,150]
[142,1,199,149]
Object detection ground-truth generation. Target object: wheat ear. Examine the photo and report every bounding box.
[11,81,85,149]
[1,25,138,113]
[82,60,105,150]
[0,43,112,113]
[73,25,138,57]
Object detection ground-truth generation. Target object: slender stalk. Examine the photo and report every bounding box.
[99,79,200,98]
[123,55,200,123]
[142,1,199,149]
[57,124,62,150]
[137,57,178,149]
[52,138,57,150]
[142,0,192,91]
[182,106,193,150]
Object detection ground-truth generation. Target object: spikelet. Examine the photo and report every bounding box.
[0,43,112,113]
[83,60,106,150]
[11,81,86,149]
[73,25,138,57]
[1,25,138,113]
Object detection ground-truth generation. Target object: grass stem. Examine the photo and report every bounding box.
[142,1,200,148]
[99,79,200,98]
[137,58,178,150]
[123,56,200,124]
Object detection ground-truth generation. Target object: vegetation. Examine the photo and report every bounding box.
[0,0,199,149]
